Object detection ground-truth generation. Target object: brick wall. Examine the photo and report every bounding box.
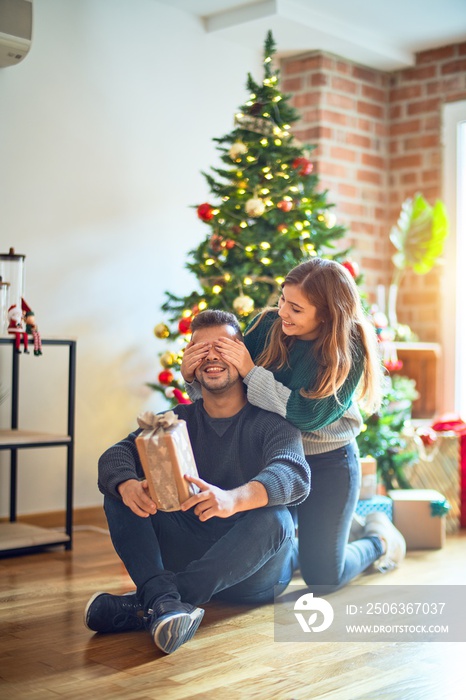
[281,42,466,342]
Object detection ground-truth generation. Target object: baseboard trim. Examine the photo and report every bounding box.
[0,505,107,530]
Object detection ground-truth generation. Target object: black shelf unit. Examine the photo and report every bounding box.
[0,337,76,555]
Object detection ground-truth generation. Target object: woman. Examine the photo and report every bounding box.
[182,258,406,591]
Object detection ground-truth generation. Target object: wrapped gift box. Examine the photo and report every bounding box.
[403,430,459,533]
[355,495,393,520]
[388,489,449,550]
[136,410,199,512]
[359,456,377,500]
[431,415,466,529]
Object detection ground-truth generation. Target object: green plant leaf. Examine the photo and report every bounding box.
[389,194,449,275]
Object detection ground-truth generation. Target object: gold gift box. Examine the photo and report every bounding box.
[136,411,199,512]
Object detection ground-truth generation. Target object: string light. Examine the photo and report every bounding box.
[212,285,222,294]
[205,258,215,266]
[275,276,285,284]
[239,221,248,228]
[182,309,192,318]
[244,277,253,285]
[260,257,271,265]
[260,138,268,146]
[260,241,271,250]
[198,300,208,310]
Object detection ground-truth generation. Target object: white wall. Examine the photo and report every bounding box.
[0,0,261,515]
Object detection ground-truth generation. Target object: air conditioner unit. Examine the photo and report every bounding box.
[0,0,32,68]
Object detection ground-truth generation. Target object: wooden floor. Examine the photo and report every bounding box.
[0,508,465,700]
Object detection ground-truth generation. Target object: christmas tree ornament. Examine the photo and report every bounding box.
[341,260,360,278]
[158,370,174,385]
[292,157,313,176]
[225,239,236,249]
[245,197,265,217]
[277,200,293,212]
[165,387,175,399]
[209,234,224,252]
[323,211,337,228]
[233,294,255,316]
[173,388,192,405]
[197,203,215,221]
[178,317,192,334]
[154,323,170,339]
[229,142,248,160]
[160,351,176,368]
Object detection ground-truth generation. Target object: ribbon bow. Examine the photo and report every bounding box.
[430,498,451,518]
[137,410,179,432]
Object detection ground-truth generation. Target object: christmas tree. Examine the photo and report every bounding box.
[150,31,357,405]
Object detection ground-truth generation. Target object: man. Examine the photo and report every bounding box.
[85,310,310,655]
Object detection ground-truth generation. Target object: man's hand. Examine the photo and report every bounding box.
[181,475,237,521]
[180,340,210,383]
[118,479,157,518]
[181,475,268,521]
[214,337,255,378]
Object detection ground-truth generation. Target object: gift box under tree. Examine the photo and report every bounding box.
[355,495,393,520]
[388,489,450,549]
[402,414,466,532]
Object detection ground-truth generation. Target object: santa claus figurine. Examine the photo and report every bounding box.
[7,304,29,354]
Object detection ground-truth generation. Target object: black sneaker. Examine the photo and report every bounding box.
[147,598,204,654]
[84,591,144,633]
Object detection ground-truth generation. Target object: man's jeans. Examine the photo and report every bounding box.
[104,496,296,610]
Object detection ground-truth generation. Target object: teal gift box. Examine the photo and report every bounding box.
[355,495,393,520]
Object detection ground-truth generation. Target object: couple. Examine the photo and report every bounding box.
[85,258,406,655]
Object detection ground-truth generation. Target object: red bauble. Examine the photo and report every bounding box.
[225,239,236,249]
[292,157,313,176]
[341,260,360,278]
[277,200,293,212]
[158,370,174,385]
[178,317,192,334]
[173,388,192,405]
[197,203,215,221]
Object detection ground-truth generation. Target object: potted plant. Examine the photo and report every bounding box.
[357,375,419,491]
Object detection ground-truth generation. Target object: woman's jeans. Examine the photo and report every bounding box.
[294,440,383,593]
[104,496,296,611]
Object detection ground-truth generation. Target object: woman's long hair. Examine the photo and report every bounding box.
[247,258,383,413]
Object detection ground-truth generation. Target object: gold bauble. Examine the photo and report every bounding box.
[154,323,170,339]
[245,197,265,217]
[233,294,255,316]
[160,351,176,368]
